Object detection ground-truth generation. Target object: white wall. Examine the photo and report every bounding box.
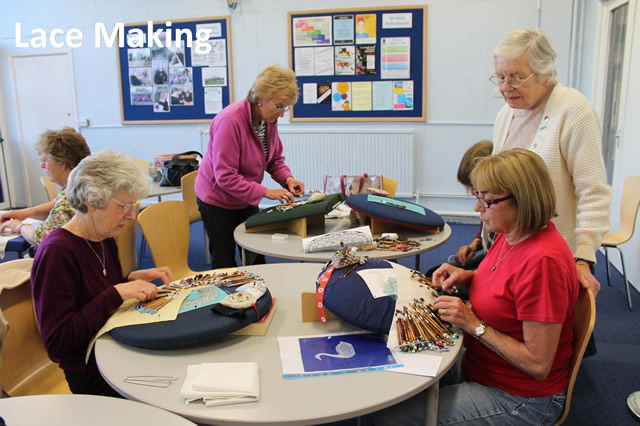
[604,2,640,292]
[0,0,576,213]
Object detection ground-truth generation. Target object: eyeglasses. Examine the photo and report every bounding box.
[471,189,514,209]
[111,197,138,214]
[489,72,535,89]
[269,100,290,113]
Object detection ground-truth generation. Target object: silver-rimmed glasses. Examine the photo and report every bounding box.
[269,100,290,114]
[111,197,138,214]
[489,72,535,89]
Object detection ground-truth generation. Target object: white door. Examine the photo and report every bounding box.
[11,52,77,206]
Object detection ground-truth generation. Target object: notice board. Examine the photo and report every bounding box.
[117,16,233,124]
[288,5,427,122]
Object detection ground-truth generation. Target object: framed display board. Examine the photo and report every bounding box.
[117,16,233,124]
[288,5,427,122]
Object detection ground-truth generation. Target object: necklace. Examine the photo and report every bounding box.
[491,241,517,272]
[75,224,107,277]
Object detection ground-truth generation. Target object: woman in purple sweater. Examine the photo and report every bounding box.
[31,150,172,396]
[195,64,305,268]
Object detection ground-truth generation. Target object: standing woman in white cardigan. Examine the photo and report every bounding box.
[491,28,611,297]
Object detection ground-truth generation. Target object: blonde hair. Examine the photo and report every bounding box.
[457,140,493,188]
[247,64,299,105]
[470,148,556,235]
[493,28,558,84]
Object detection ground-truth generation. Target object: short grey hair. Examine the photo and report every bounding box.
[67,150,149,213]
[493,28,558,84]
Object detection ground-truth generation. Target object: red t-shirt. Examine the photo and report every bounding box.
[462,222,579,397]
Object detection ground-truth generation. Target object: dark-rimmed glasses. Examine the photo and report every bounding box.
[471,189,514,209]
[489,72,535,89]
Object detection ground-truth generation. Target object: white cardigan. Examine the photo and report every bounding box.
[493,83,611,263]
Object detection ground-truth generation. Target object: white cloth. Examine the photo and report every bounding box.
[180,362,259,407]
[493,83,611,262]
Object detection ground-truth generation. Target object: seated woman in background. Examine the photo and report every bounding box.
[450,140,494,269]
[424,140,493,279]
[31,150,173,396]
[0,128,90,246]
[368,149,579,425]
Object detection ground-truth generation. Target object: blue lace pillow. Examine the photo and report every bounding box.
[317,258,396,335]
[346,194,445,231]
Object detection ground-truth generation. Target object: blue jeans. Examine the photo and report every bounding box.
[438,381,565,425]
[363,380,565,425]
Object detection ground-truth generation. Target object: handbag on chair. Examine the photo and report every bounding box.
[159,151,202,187]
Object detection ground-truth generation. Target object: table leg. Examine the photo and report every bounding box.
[425,380,439,426]
[241,247,246,266]
[415,254,421,271]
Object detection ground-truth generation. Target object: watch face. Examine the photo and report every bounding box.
[475,324,485,336]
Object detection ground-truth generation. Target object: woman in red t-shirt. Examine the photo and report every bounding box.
[431,148,579,424]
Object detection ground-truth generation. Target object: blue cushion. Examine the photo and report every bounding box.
[318,258,395,335]
[346,194,444,231]
[110,289,272,349]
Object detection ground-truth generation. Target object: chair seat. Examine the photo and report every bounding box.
[7,361,70,396]
[601,231,629,247]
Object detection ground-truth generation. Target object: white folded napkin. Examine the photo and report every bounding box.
[180,362,259,407]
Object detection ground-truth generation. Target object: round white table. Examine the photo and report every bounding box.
[96,263,461,426]
[234,218,451,270]
[0,394,196,425]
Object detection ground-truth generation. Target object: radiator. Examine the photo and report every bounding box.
[263,128,415,197]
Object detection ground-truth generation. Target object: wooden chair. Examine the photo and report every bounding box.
[601,176,640,310]
[554,286,596,425]
[114,204,140,278]
[0,259,71,396]
[137,200,197,280]
[181,171,210,265]
[40,176,56,201]
[382,176,398,197]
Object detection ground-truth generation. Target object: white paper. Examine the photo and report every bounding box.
[196,23,221,38]
[314,46,334,76]
[204,87,223,114]
[202,67,227,86]
[301,225,371,252]
[294,47,314,76]
[357,266,397,299]
[382,13,413,29]
[381,37,411,80]
[303,83,318,104]
[385,351,442,377]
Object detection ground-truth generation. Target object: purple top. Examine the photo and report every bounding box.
[195,99,292,209]
[31,228,124,373]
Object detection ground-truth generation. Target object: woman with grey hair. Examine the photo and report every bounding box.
[31,150,173,396]
[195,64,305,268]
[491,28,610,298]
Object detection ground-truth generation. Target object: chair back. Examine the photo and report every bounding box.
[382,176,398,197]
[137,200,196,280]
[606,176,640,246]
[181,170,202,224]
[0,259,70,396]
[40,176,56,201]
[555,286,596,425]
[134,158,148,173]
[114,204,140,278]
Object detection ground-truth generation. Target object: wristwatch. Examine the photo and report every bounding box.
[473,321,487,340]
[575,257,595,273]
